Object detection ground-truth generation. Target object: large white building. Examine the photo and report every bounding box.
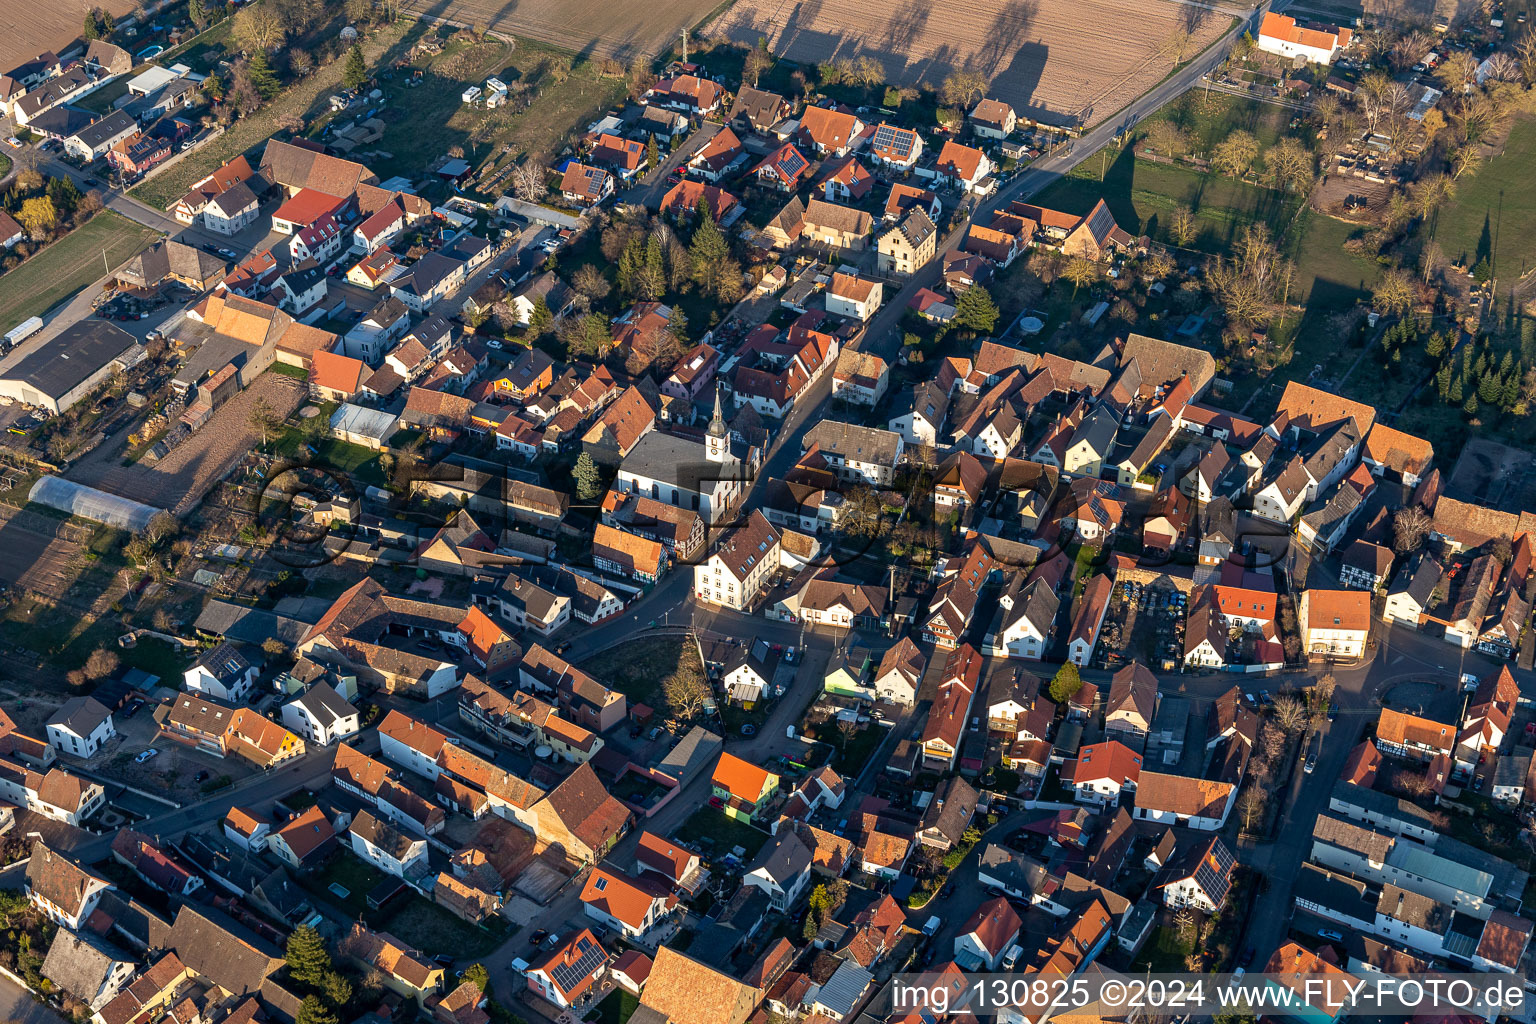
[1256,12,1352,64]
[694,510,782,611]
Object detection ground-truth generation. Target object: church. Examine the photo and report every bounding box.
[614,387,752,526]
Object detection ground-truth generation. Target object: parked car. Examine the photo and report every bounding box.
[135,748,159,764]
[217,248,239,261]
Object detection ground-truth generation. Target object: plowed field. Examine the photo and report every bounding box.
[399,0,723,59]
[709,0,1229,127]
[0,0,137,76]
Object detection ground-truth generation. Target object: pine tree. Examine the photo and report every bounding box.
[1436,363,1452,401]
[285,926,331,987]
[297,996,338,1024]
[1502,368,1521,408]
[342,43,368,92]
[646,135,658,171]
[1464,393,1479,416]
[1426,332,1446,358]
[689,209,728,289]
[188,0,206,25]
[645,235,664,284]
[247,49,280,99]
[1048,663,1083,703]
[1450,375,1463,403]
[528,295,552,336]
[618,236,643,296]
[1479,370,1501,403]
[954,285,1000,333]
[573,452,603,501]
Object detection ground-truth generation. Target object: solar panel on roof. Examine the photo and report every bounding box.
[873,124,897,150]
[780,149,806,177]
[549,938,605,992]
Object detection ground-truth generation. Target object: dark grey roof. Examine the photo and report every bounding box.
[1312,813,1393,861]
[194,641,252,683]
[41,929,132,1003]
[1378,883,1450,932]
[747,829,812,885]
[1329,779,1443,832]
[396,252,463,295]
[802,420,903,465]
[1296,862,1376,922]
[69,109,136,150]
[442,235,491,263]
[194,600,311,645]
[291,683,357,726]
[656,726,723,783]
[621,431,748,489]
[46,696,112,738]
[0,319,138,400]
[209,179,258,217]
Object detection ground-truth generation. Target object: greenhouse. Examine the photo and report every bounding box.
[28,475,163,532]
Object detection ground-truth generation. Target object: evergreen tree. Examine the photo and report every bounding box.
[617,236,644,295]
[954,285,1000,334]
[1449,375,1463,404]
[573,452,602,501]
[46,175,80,214]
[189,0,207,26]
[462,965,489,993]
[1479,370,1501,404]
[646,135,658,170]
[342,43,368,92]
[1436,363,1452,400]
[689,210,728,290]
[1502,369,1521,408]
[285,926,331,987]
[1501,350,1515,376]
[528,295,552,336]
[297,996,338,1024]
[247,49,280,99]
[645,234,664,285]
[1426,331,1446,358]
[319,972,352,1009]
[1048,662,1083,704]
[1464,393,1479,416]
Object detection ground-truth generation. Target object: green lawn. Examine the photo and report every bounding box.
[78,75,136,115]
[587,991,638,1024]
[0,151,11,179]
[1425,115,1536,293]
[1132,926,1196,973]
[1035,144,1303,256]
[305,851,510,956]
[0,212,162,333]
[674,807,769,861]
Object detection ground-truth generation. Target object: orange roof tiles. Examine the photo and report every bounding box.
[711,751,775,802]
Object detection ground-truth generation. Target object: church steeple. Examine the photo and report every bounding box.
[706,384,728,463]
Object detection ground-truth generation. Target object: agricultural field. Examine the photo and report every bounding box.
[0,211,161,334]
[709,0,1229,127]
[0,0,137,74]
[398,0,722,58]
[1423,116,1536,295]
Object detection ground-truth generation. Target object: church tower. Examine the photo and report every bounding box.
[706,385,729,463]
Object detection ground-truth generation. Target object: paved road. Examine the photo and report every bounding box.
[621,122,725,211]
[0,971,68,1024]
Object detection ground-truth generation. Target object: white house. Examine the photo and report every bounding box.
[349,810,428,878]
[694,510,781,612]
[281,685,361,746]
[45,697,115,759]
[25,844,113,931]
[1300,589,1371,659]
[872,638,925,706]
[1155,837,1235,913]
[378,711,449,781]
[953,897,1021,971]
[989,576,1058,661]
[825,272,882,322]
[203,183,260,236]
[1256,11,1352,64]
[1070,740,1143,807]
[743,831,813,911]
[40,930,137,1012]
[223,806,272,852]
[1132,772,1236,831]
[183,642,258,703]
[579,867,676,940]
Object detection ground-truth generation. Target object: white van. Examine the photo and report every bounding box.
[1001,944,1024,971]
[922,916,941,936]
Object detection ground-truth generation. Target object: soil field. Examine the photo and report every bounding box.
[398,0,724,59]
[0,0,137,74]
[67,372,306,514]
[709,0,1229,127]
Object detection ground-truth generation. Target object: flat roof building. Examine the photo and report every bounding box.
[0,320,141,414]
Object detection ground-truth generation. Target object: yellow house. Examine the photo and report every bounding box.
[710,752,780,822]
[339,924,444,1006]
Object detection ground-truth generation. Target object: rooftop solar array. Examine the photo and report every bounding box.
[549,934,605,993]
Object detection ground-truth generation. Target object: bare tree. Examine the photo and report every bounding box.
[1392,505,1431,553]
[509,163,548,202]
[1238,787,1267,830]
[940,69,988,109]
[1272,696,1307,733]
[233,4,285,51]
[662,670,711,719]
[1168,205,1198,247]
[1372,267,1416,316]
